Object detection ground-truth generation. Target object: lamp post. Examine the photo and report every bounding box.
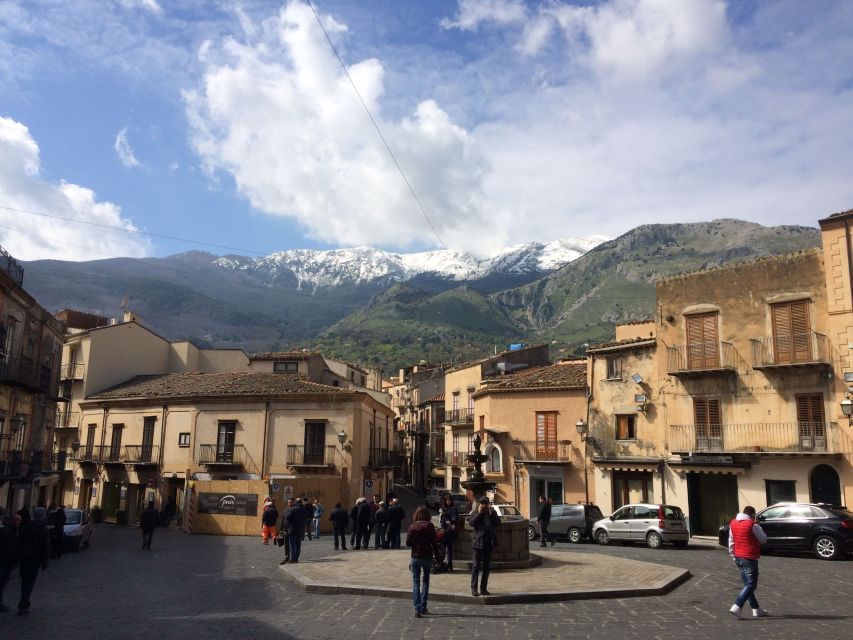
[575,419,590,505]
[841,398,853,427]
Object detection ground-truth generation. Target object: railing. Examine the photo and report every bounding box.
[513,440,575,463]
[367,448,401,468]
[751,332,830,368]
[0,355,37,388]
[445,408,474,425]
[286,444,336,466]
[0,243,23,287]
[418,409,446,431]
[668,422,835,453]
[55,409,80,429]
[123,445,160,464]
[667,341,737,374]
[443,451,470,466]
[60,363,86,380]
[198,443,247,465]
[47,451,68,472]
[0,450,43,478]
[71,444,103,463]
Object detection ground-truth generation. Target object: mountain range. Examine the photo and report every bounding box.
[19,219,821,372]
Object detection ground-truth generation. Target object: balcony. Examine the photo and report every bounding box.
[513,440,575,463]
[445,408,474,426]
[199,443,247,467]
[60,363,85,381]
[46,451,69,472]
[441,451,470,466]
[286,444,336,467]
[751,332,830,370]
[668,422,836,454]
[123,445,160,465]
[667,342,737,376]
[367,448,401,468]
[71,444,103,464]
[0,355,37,390]
[0,450,43,478]
[0,243,23,287]
[55,409,80,430]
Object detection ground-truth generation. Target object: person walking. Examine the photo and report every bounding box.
[278,498,294,564]
[51,505,66,559]
[0,512,21,612]
[312,499,324,540]
[367,495,380,543]
[261,500,278,545]
[354,498,372,550]
[140,500,159,550]
[348,500,360,549]
[406,506,441,618]
[387,498,406,549]
[285,498,307,563]
[302,497,314,542]
[728,505,770,619]
[17,508,49,615]
[537,496,555,547]
[329,502,349,550]
[468,496,500,597]
[373,501,389,549]
[438,493,459,571]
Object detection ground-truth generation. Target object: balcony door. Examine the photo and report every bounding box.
[304,422,325,465]
[772,301,811,364]
[693,398,722,451]
[535,412,557,460]
[141,416,155,462]
[216,421,236,462]
[109,424,123,461]
[795,393,825,451]
[686,313,719,369]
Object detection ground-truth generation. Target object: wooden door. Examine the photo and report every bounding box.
[795,393,825,450]
[535,412,557,460]
[693,398,722,450]
[772,301,811,363]
[686,313,719,369]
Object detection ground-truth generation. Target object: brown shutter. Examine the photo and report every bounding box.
[616,415,628,440]
[772,301,811,363]
[796,393,825,443]
[536,412,557,459]
[687,313,719,368]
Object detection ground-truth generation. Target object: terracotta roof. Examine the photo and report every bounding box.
[586,337,657,353]
[250,350,316,361]
[424,392,444,403]
[474,363,586,395]
[87,372,346,401]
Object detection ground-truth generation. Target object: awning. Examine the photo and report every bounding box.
[594,459,659,472]
[477,426,509,434]
[670,465,747,476]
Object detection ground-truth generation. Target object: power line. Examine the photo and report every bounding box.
[0,204,270,256]
[304,0,446,251]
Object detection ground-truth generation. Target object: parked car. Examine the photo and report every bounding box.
[449,493,472,514]
[425,488,449,510]
[490,503,524,520]
[593,503,689,549]
[46,508,93,551]
[528,503,605,543]
[718,502,853,560]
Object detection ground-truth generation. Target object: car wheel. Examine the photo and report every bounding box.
[673,540,688,549]
[646,531,662,549]
[568,527,583,544]
[595,529,609,545]
[813,535,840,560]
[528,526,538,541]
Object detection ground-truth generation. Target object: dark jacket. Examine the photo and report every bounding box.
[467,508,501,550]
[303,501,314,523]
[52,508,67,531]
[374,506,389,527]
[387,504,405,526]
[356,502,372,527]
[285,505,307,533]
[18,520,49,568]
[405,521,440,560]
[261,506,279,527]
[439,505,459,539]
[0,522,20,567]
[349,505,359,529]
[329,507,349,529]
[140,506,160,532]
[537,501,552,524]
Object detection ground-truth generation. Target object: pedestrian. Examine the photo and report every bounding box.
[368,495,380,542]
[467,496,500,597]
[537,496,555,547]
[140,500,159,550]
[17,508,49,615]
[51,505,66,559]
[406,506,441,618]
[302,496,314,541]
[312,499,324,539]
[329,502,349,550]
[278,498,294,564]
[355,498,372,550]
[728,505,770,619]
[261,499,279,545]
[439,493,459,571]
[373,501,389,549]
[0,512,21,612]
[387,498,406,549]
[285,498,307,563]
[348,500,359,548]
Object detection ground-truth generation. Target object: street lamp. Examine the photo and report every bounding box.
[337,430,351,453]
[575,419,590,505]
[841,397,853,426]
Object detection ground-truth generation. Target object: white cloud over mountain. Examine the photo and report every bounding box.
[0,117,148,261]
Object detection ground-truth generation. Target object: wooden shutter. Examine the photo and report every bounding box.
[772,301,811,364]
[686,313,719,369]
[616,415,630,440]
[536,412,557,459]
[693,398,722,449]
[795,393,825,439]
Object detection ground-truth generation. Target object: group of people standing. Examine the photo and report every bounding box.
[259,496,323,564]
[0,507,50,616]
[345,496,406,550]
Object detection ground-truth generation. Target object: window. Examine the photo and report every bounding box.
[273,361,299,372]
[142,417,156,458]
[606,356,622,380]
[693,397,722,450]
[632,506,654,519]
[178,433,190,448]
[612,507,633,521]
[452,392,459,411]
[485,444,502,473]
[304,421,326,465]
[109,424,123,461]
[0,323,6,358]
[216,421,236,462]
[616,414,636,440]
[765,480,796,506]
[85,424,96,457]
[771,300,811,363]
[795,393,826,449]
[612,472,651,508]
[760,505,789,520]
[479,415,485,430]
[685,312,719,369]
[535,412,557,458]
[467,393,474,412]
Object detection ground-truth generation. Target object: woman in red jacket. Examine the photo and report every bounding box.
[406,506,440,618]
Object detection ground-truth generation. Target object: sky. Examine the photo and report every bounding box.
[1,0,852,262]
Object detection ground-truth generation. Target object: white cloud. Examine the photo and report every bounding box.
[441,0,527,31]
[186,1,501,253]
[114,127,142,169]
[120,0,162,15]
[0,117,148,261]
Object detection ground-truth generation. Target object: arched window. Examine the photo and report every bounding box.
[485,443,502,473]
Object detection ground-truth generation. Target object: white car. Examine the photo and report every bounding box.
[48,508,93,551]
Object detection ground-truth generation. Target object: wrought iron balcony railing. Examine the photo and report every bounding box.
[60,363,86,380]
[445,408,474,425]
[750,332,830,368]
[512,440,575,463]
[55,410,80,429]
[367,448,401,468]
[286,444,336,466]
[198,443,246,465]
[667,341,737,375]
[668,422,834,454]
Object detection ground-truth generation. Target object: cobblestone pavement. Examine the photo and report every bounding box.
[1,523,851,640]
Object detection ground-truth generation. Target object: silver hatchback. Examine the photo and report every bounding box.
[592,503,689,549]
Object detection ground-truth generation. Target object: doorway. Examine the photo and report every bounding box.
[529,477,563,519]
[810,464,841,506]
[686,473,738,535]
[102,482,121,520]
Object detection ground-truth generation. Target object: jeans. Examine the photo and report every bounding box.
[334,526,347,549]
[313,517,321,538]
[734,558,760,609]
[445,537,454,568]
[471,545,493,591]
[288,530,303,562]
[410,557,432,613]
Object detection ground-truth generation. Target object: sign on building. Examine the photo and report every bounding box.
[363,479,374,498]
[197,493,259,516]
[283,485,294,500]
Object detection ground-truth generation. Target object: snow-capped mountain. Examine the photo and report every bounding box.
[214,237,605,290]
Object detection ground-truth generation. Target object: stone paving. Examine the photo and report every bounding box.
[0,523,851,640]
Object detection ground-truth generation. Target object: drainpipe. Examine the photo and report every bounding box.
[158,404,167,467]
[261,401,270,478]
